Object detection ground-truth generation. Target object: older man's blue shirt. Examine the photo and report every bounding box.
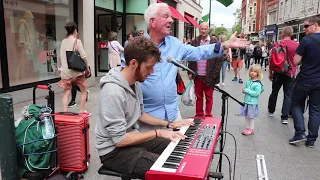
[121,36,223,121]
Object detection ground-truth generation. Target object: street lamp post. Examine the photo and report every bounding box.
[209,0,212,27]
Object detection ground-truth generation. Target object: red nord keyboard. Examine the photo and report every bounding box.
[146,117,222,180]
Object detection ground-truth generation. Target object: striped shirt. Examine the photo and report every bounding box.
[197,37,211,76]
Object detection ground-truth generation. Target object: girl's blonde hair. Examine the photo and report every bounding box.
[249,64,263,80]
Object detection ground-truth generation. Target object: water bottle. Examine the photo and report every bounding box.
[41,113,54,139]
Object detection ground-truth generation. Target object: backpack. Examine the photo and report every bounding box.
[269,42,292,76]
[255,47,262,57]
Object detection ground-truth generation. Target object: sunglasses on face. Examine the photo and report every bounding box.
[304,24,314,29]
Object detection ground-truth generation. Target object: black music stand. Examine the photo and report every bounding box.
[183,65,244,175]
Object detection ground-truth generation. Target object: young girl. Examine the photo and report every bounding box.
[240,64,264,135]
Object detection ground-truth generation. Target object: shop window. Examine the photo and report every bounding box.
[298,33,306,42]
[126,15,146,38]
[268,11,277,25]
[253,20,256,32]
[3,0,74,86]
[292,25,298,34]
[278,28,283,41]
[299,24,305,32]
[292,33,297,41]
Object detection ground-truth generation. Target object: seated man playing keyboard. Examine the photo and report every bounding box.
[95,37,194,179]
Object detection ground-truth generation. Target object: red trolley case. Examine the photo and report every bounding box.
[54,112,90,173]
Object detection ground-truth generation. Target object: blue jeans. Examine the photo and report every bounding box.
[221,60,228,82]
[268,73,293,120]
[292,82,320,142]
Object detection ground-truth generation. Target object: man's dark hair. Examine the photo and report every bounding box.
[307,16,320,25]
[124,36,161,66]
[64,22,77,36]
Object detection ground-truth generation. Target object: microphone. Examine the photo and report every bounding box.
[166,56,196,75]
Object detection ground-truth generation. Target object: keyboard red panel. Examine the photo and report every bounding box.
[146,117,222,180]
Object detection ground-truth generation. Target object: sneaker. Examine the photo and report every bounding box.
[249,129,255,134]
[86,90,90,102]
[281,119,288,124]
[238,79,243,84]
[231,67,233,70]
[306,141,314,148]
[268,111,274,117]
[289,135,307,145]
[232,77,238,81]
[68,101,77,108]
[215,84,220,87]
[79,111,92,117]
[221,82,225,86]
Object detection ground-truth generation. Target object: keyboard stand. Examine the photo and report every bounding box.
[181,64,245,177]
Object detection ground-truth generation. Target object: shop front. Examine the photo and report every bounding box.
[0,0,77,92]
[264,24,278,42]
[278,23,305,42]
[94,0,148,75]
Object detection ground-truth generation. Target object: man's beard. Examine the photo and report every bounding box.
[134,64,145,82]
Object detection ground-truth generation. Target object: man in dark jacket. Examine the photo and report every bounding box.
[187,22,224,117]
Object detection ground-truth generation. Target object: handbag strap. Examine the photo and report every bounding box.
[73,38,78,52]
[109,41,120,54]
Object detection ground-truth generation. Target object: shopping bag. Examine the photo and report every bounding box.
[176,73,185,95]
[181,80,195,106]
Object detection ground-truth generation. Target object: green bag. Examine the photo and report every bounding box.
[15,104,54,177]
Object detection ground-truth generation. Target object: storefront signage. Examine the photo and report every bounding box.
[3,0,18,7]
[38,50,56,63]
[98,42,108,49]
[95,0,114,10]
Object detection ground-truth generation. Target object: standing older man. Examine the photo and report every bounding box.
[289,17,320,148]
[187,22,224,117]
[123,3,249,131]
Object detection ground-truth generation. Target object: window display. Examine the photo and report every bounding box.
[3,0,74,86]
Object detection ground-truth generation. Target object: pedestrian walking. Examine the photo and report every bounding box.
[57,22,91,116]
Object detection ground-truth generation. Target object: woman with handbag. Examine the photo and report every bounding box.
[57,22,91,116]
[108,31,124,69]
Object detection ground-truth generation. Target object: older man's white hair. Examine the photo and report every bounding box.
[144,3,169,27]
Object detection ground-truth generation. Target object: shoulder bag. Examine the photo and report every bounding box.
[66,38,87,72]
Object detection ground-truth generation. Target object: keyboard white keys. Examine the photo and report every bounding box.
[150,124,190,173]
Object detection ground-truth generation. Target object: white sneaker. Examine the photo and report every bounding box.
[268,111,274,117]
[215,84,219,87]
[231,67,234,70]
[221,82,225,86]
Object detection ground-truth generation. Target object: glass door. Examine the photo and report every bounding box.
[95,10,114,74]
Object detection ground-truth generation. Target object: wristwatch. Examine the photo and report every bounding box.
[166,122,171,128]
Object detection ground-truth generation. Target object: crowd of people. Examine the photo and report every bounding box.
[54,2,320,179]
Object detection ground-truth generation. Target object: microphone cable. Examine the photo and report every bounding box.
[214,152,232,180]
[215,130,237,180]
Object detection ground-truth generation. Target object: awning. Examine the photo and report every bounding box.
[185,14,200,28]
[169,6,190,24]
[157,0,190,24]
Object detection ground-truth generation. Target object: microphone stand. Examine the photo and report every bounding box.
[181,65,244,176]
